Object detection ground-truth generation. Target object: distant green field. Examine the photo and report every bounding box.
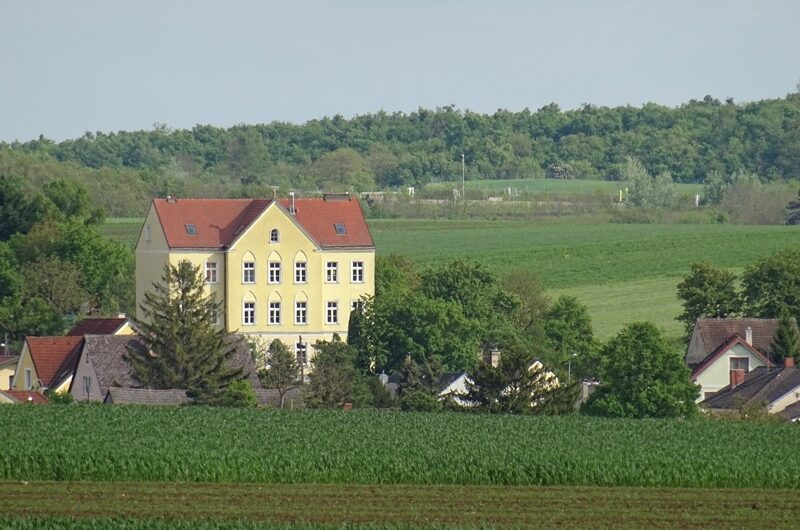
[103,218,798,341]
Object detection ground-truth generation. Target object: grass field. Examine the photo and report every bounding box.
[2,407,800,488]
[101,218,799,341]
[3,483,800,529]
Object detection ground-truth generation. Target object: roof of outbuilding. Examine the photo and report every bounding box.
[0,355,18,367]
[105,388,189,406]
[67,317,129,336]
[151,196,373,250]
[686,318,778,366]
[0,390,49,404]
[702,366,800,410]
[25,336,84,388]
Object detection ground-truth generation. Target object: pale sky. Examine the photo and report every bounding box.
[1,0,799,142]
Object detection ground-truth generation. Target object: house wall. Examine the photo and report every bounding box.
[0,365,15,391]
[52,377,72,394]
[70,351,103,402]
[223,204,374,360]
[135,205,171,321]
[11,345,38,391]
[768,383,800,414]
[694,343,767,400]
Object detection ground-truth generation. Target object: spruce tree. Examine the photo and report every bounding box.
[770,307,800,364]
[127,260,243,402]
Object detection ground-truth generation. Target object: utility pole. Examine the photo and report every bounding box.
[461,153,466,210]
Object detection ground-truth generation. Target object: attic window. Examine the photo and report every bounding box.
[185,224,197,236]
[334,223,347,235]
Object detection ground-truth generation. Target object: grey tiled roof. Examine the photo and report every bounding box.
[83,333,261,397]
[702,366,800,410]
[105,387,189,405]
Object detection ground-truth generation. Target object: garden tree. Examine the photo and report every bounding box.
[786,187,800,225]
[676,261,739,336]
[769,307,800,364]
[742,248,800,321]
[260,339,300,409]
[465,344,577,415]
[502,269,549,336]
[126,260,245,404]
[541,295,599,381]
[305,334,371,408]
[0,294,64,341]
[582,322,699,418]
[420,259,521,351]
[21,257,87,315]
[0,174,47,240]
[375,253,418,297]
[397,356,445,412]
[346,307,371,372]
[211,380,258,408]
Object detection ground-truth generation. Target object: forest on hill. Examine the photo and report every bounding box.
[1,93,799,216]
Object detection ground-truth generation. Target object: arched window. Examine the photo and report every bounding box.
[270,228,279,243]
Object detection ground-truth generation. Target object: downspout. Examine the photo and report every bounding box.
[224,248,229,332]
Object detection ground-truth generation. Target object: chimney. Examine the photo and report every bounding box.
[786,357,795,368]
[730,369,746,389]
[484,349,501,368]
[289,191,296,215]
[745,326,753,345]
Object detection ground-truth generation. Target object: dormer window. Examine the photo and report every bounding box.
[185,224,197,236]
[334,223,347,235]
[270,228,279,243]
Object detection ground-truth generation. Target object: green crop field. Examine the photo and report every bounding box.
[101,218,799,342]
[1,407,799,489]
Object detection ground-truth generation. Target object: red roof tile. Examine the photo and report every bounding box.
[26,336,84,388]
[1,390,49,404]
[67,318,128,336]
[152,197,373,249]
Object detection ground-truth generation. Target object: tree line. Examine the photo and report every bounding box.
[1,93,799,216]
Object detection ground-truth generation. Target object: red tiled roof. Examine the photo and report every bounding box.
[152,197,373,249]
[0,355,18,367]
[26,336,84,388]
[1,390,49,404]
[67,318,128,336]
[691,334,771,379]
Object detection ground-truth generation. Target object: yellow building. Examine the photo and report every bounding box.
[11,336,84,394]
[0,355,18,391]
[136,194,375,363]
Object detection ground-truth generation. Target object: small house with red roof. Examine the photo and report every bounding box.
[136,194,374,364]
[1,355,19,391]
[67,315,134,336]
[10,336,84,394]
[0,390,49,404]
[686,318,779,401]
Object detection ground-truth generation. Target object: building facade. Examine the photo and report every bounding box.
[136,195,375,363]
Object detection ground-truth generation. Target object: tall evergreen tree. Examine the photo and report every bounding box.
[770,307,800,364]
[127,260,243,402]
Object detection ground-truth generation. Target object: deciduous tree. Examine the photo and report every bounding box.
[260,339,299,409]
[742,248,800,322]
[583,322,698,418]
[677,261,739,337]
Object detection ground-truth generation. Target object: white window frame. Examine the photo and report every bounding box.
[83,375,92,396]
[351,261,364,283]
[270,228,279,243]
[268,261,281,284]
[295,301,308,325]
[243,301,256,325]
[294,261,307,284]
[205,261,218,284]
[243,261,256,284]
[730,357,749,371]
[326,261,338,283]
[351,300,364,312]
[25,368,32,390]
[269,301,281,325]
[326,301,339,324]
